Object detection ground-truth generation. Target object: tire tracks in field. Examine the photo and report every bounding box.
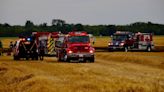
[95,52,164,70]
[94,57,164,84]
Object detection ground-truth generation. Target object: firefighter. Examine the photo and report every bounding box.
[39,41,45,60]
[9,41,14,49]
[19,42,25,57]
[89,34,95,45]
[14,41,17,47]
[92,37,95,45]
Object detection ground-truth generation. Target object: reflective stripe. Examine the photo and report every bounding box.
[47,36,55,55]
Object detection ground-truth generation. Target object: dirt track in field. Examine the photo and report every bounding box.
[0,51,164,92]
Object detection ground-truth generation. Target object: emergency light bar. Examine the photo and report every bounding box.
[27,38,31,41]
[68,32,87,36]
[116,31,131,34]
[116,31,129,34]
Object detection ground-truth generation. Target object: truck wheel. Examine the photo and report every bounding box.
[14,56,19,60]
[57,55,63,62]
[35,56,38,60]
[147,46,151,52]
[14,56,16,60]
[58,57,62,62]
[26,57,29,60]
[90,57,95,63]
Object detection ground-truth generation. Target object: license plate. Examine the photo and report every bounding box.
[79,54,83,57]
[113,47,116,49]
[24,42,30,44]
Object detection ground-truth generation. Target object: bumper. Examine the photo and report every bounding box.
[16,52,38,58]
[67,53,94,60]
[108,45,124,50]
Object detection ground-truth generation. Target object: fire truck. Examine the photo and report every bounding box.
[108,31,154,52]
[13,36,38,60]
[55,32,95,62]
[32,32,60,56]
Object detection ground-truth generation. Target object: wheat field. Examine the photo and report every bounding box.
[0,36,164,92]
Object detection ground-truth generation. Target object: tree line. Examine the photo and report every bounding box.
[0,19,164,37]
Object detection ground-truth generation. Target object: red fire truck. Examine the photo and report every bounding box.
[55,32,95,62]
[108,31,154,52]
[32,32,60,55]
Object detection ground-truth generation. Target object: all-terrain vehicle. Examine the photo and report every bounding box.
[13,37,38,60]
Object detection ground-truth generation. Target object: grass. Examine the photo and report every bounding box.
[0,37,18,48]
[153,36,164,46]
[0,36,164,92]
[1,56,164,92]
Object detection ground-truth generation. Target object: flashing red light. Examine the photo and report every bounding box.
[68,32,87,36]
[19,38,26,41]
[116,31,121,33]
[89,50,94,53]
[84,47,89,49]
[68,50,73,54]
[137,32,141,34]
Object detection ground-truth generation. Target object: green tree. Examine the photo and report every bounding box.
[24,20,34,36]
[74,24,84,31]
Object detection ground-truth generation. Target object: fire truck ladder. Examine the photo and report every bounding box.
[47,35,55,55]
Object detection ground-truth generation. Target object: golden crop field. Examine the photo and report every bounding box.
[0,36,164,92]
[0,37,18,48]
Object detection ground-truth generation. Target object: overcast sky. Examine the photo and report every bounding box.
[0,0,164,25]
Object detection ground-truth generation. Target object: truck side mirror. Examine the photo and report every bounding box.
[55,41,62,48]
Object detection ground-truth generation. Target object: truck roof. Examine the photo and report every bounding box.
[135,32,153,35]
[114,31,133,35]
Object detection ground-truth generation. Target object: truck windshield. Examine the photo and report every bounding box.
[68,36,89,43]
[113,35,127,41]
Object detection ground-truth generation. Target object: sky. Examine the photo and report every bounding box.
[0,0,164,25]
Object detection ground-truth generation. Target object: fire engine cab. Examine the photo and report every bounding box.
[108,31,154,52]
[55,32,95,62]
[13,36,38,60]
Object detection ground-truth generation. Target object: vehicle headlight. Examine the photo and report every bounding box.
[68,50,73,54]
[120,43,124,46]
[108,42,113,45]
[89,50,94,53]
